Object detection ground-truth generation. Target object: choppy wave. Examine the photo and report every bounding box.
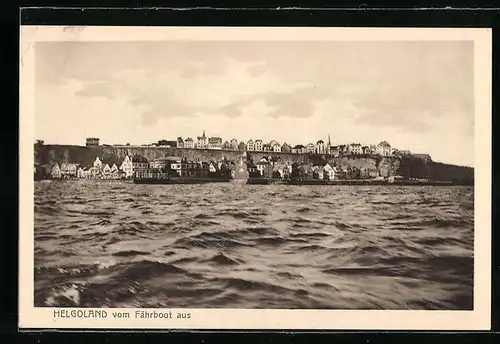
[34,181,474,309]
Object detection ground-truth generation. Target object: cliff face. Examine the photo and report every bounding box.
[35,144,474,184]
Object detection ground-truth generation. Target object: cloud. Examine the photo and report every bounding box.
[73,58,314,125]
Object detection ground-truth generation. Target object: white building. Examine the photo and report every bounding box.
[316,140,326,154]
[255,139,263,151]
[184,137,195,149]
[197,130,208,149]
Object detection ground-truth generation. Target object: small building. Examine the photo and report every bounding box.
[50,163,62,179]
[132,155,149,170]
[86,137,100,147]
[348,143,362,155]
[238,141,246,151]
[272,143,281,152]
[208,161,218,173]
[255,159,270,176]
[262,143,271,152]
[412,153,432,162]
[316,140,326,154]
[208,137,223,149]
[120,155,134,178]
[376,141,392,156]
[292,145,305,154]
[329,146,340,157]
[323,163,335,180]
[102,164,111,179]
[222,141,231,149]
[362,146,370,155]
[60,163,79,177]
[306,143,315,153]
[230,138,239,150]
[110,164,119,179]
[177,137,184,148]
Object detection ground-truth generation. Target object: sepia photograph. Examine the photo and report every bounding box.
[19,26,491,330]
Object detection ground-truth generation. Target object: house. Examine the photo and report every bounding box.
[197,130,208,149]
[208,137,223,149]
[86,137,100,147]
[316,140,326,154]
[412,153,432,162]
[262,143,271,151]
[323,163,335,180]
[77,167,91,179]
[222,141,231,149]
[255,139,263,151]
[376,141,392,156]
[269,140,279,147]
[110,164,119,179]
[132,155,149,169]
[334,166,346,179]
[50,163,62,179]
[312,165,324,179]
[77,167,85,179]
[177,137,184,148]
[255,159,270,176]
[299,164,314,179]
[120,155,134,178]
[338,145,348,155]
[306,143,316,153]
[238,141,246,151]
[230,138,239,150]
[281,142,292,153]
[292,144,305,154]
[272,143,281,152]
[102,164,111,179]
[60,163,79,177]
[246,139,255,151]
[362,146,370,155]
[329,146,340,157]
[150,156,170,170]
[180,159,200,177]
[184,137,195,149]
[208,161,218,173]
[348,143,362,155]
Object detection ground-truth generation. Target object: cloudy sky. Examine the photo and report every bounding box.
[35,40,474,166]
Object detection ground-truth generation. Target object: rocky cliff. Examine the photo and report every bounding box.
[34,144,474,185]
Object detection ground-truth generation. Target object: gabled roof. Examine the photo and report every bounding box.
[185,137,194,142]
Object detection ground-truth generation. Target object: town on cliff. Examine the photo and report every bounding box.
[34,130,441,183]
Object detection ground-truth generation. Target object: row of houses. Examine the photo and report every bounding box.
[164,132,428,160]
[247,157,381,181]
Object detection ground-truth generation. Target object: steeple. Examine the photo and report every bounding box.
[202,130,206,138]
[328,134,331,147]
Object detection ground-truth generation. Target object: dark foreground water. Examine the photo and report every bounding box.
[34,180,474,309]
